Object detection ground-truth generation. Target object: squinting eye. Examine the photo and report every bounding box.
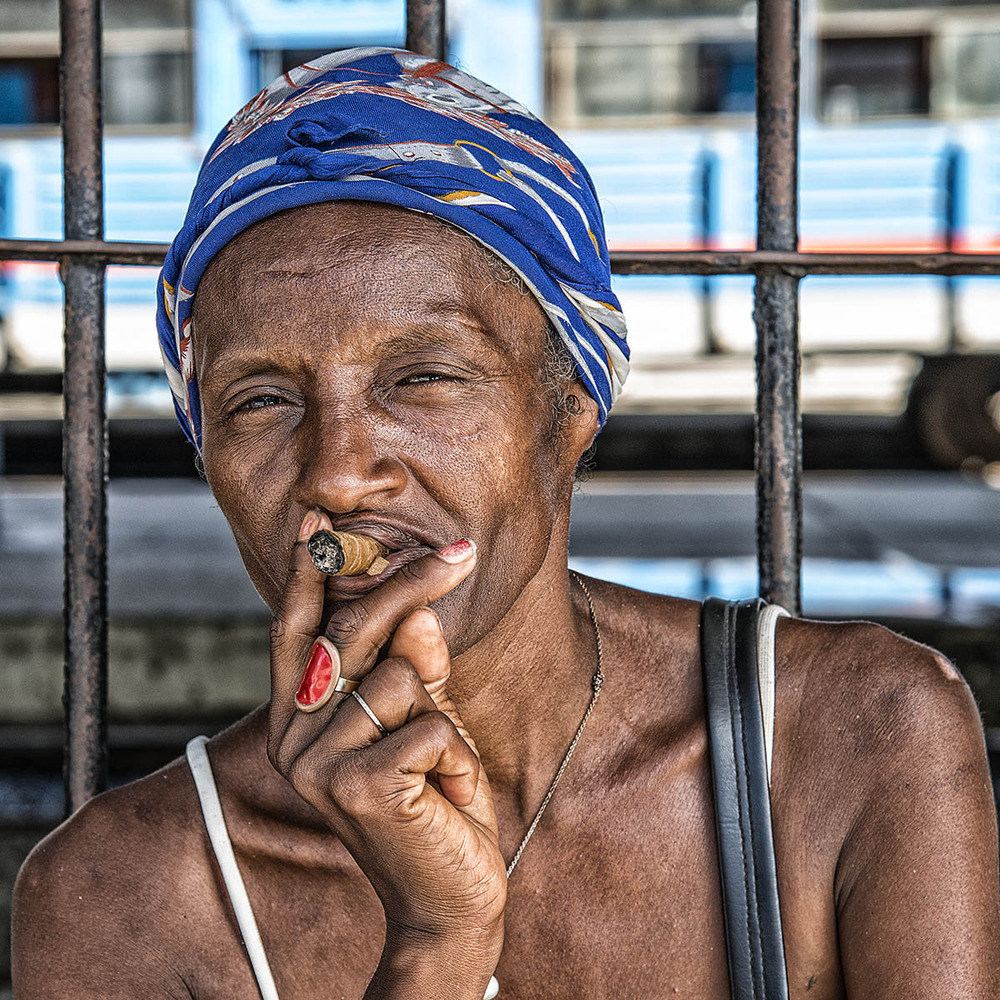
[235,394,286,412]
[402,373,454,385]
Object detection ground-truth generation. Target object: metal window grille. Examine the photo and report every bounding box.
[3,0,999,815]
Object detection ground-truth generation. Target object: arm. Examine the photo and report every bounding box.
[265,509,505,1000]
[834,632,1000,998]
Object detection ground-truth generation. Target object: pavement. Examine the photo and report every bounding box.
[2,471,1000,617]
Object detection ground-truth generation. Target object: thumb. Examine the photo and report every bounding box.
[389,607,498,836]
[388,607,479,754]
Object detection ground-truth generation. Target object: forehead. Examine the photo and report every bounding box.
[191,201,546,371]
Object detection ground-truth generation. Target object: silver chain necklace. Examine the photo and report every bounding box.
[484,572,604,1000]
[504,570,605,878]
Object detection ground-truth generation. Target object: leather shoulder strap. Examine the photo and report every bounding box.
[700,597,789,1000]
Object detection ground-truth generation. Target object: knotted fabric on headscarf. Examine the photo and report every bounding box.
[156,47,629,448]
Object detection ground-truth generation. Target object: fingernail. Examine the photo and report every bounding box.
[298,508,321,541]
[437,539,476,563]
[295,639,340,712]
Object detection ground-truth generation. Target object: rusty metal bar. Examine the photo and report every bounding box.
[611,249,1000,276]
[4,238,1000,277]
[755,0,802,614]
[60,0,108,815]
[405,0,446,60]
[0,238,169,265]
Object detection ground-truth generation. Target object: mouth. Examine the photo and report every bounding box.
[320,520,439,600]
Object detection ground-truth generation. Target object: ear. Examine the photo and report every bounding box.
[561,383,601,470]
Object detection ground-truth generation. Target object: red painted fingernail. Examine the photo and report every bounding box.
[298,509,321,541]
[437,539,475,563]
[295,639,338,712]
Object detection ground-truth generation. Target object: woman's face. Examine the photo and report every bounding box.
[192,201,593,651]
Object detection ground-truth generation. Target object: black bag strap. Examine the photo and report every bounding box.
[700,596,789,1000]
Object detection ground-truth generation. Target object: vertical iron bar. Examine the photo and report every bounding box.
[405,0,446,60]
[754,0,802,614]
[60,0,108,814]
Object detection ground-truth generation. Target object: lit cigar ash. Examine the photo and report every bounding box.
[307,530,390,577]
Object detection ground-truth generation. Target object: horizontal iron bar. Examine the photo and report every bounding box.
[612,250,1000,276]
[0,238,169,265]
[3,239,1000,277]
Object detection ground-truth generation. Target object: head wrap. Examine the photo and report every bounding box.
[156,47,629,448]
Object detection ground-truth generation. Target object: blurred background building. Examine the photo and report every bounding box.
[3,0,1000,990]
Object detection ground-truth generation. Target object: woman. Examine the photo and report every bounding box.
[13,48,1000,999]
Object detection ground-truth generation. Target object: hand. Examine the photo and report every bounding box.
[267,510,506,981]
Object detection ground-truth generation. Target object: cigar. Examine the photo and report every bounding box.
[307,530,390,577]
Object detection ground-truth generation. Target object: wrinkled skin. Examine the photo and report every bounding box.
[13,202,1000,1000]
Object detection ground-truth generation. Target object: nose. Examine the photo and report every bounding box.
[293,401,407,515]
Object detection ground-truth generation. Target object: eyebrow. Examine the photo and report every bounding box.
[376,311,504,358]
[196,352,298,387]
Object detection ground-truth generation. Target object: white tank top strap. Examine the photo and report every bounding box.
[756,603,790,786]
[186,735,280,1000]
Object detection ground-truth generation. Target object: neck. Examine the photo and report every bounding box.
[446,530,600,825]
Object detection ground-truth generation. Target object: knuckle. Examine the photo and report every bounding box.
[269,616,287,645]
[392,556,435,588]
[326,601,371,646]
[265,733,281,770]
[421,710,455,742]
[270,614,315,651]
[285,754,319,799]
[378,656,422,696]
[266,734,296,777]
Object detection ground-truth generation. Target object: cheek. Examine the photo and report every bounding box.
[398,386,561,528]
[202,432,297,609]
[406,392,566,651]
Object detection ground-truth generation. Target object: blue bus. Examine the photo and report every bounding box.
[1,0,999,417]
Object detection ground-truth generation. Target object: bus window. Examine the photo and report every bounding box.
[0,0,192,130]
[820,35,931,121]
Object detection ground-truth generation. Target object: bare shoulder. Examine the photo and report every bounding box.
[777,621,1000,991]
[771,616,996,890]
[578,577,987,768]
[775,614,987,772]
[12,750,220,998]
[580,578,990,805]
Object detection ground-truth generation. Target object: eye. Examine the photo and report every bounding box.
[232,393,288,413]
[399,371,458,386]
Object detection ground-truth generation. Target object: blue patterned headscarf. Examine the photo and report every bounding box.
[157,47,629,448]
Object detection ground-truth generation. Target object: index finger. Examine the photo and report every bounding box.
[269,508,331,707]
[324,538,476,683]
